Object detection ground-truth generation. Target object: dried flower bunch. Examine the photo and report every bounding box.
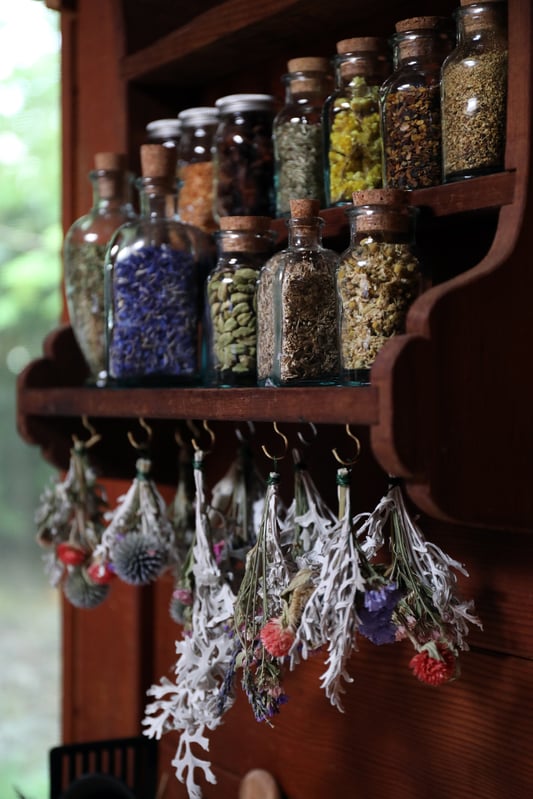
[143,449,238,799]
[96,455,177,586]
[35,435,112,608]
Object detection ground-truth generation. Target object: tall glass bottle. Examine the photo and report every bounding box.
[177,106,219,234]
[337,189,421,385]
[105,144,200,385]
[213,93,276,219]
[273,57,332,217]
[323,37,390,206]
[380,17,453,189]
[206,216,274,387]
[63,152,135,384]
[441,0,508,182]
[258,199,340,386]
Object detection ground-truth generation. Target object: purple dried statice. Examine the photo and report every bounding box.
[358,582,402,645]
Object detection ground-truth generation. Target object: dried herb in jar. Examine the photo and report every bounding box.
[337,189,420,385]
[273,57,332,216]
[380,17,453,190]
[324,38,390,206]
[206,216,274,387]
[260,199,340,386]
[441,0,508,182]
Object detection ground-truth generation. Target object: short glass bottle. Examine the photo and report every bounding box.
[323,37,391,206]
[380,16,453,189]
[177,106,219,234]
[105,144,200,386]
[257,199,340,386]
[213,93,276,219]
[441,0,508,182]
[337,189,421,385]
[63,152,135,385]
[205,216,274,387]
[273,57,332,217]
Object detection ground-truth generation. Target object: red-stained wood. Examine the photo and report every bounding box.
[20,2,533,798]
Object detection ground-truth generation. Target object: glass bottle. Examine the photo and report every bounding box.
[177,106,219,234]
[273,57,332,217]
[337,189,421,385]
[206,215,274,387]
[380,17,453,189]
[63,152,135,385]
[264,198,340,386]
[441,0,508,182]
[323,37,391,207]
[105,144,200,385]
[213,93,276,219]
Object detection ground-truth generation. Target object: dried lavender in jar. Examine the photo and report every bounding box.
[106,144,200,385]
[261,199,340,386]
[273,57,332,216]
[206,216,274,387]
[213,94,276,219]
[380,17,453,189]
[63,152,135,383]
[441,0,508,182]
[337,189,421,385]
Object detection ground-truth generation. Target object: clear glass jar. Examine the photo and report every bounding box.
[63,152,135,384]
[380,17,453,189]
[105,144,200,385]
[337,189,421,385]
[441,0,508,182]
[273,57,332,217]
[177,106,219,234]
[213,93,276,219]
[206,216,274,387]
[261,199,340,386]
[323,37,391,206]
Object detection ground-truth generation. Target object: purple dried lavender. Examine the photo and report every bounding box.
[359,582,402,646]
[109,243,198,381]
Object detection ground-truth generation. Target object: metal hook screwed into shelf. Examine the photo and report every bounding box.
[72,415,101,449]
[261,422,288,462]
[332,424,361,467]
[127,417,153,450]
[191,419,216,454]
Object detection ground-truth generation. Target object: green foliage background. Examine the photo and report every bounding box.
[0,2,62,797]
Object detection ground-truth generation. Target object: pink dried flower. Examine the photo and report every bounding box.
[173,587,193,606]
[260,617,295,658]
[409,643,457,686]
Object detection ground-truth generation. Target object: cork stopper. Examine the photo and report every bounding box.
[94,152,126,171]
[290,199,320,218]
[336,37,387,55]
[287,56,329,73]
[395,16,446,32]
[140,143,177,184]
[353,189,408,206]
[219,215,272,233]
[352,189,410,233]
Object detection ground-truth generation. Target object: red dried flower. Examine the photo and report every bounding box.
[56,542,88,566]
[409,643,457,686]
[260,617,295,658]
[86,559,115,585]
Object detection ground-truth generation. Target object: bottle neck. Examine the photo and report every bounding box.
[90,170,132,212]
[287,218,323,249]
[138,178,175,218]
[456,4,507,44]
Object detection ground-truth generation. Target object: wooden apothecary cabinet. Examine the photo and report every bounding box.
[17,1,533,797]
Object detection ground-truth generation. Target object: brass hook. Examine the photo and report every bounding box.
[191,420,216,454]
[127,417,153,450]
[332,424,361,467]
[261,422,288,462]
[73,415,101,449]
